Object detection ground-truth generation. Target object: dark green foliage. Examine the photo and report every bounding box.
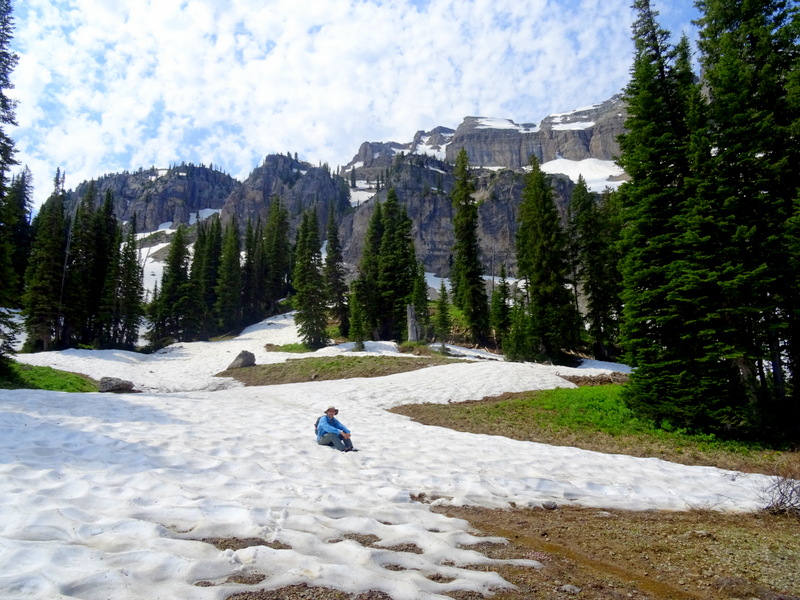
[514,156,580,364]
[354,201,384,338]
[348,282,366,351]
[147,225,191,346]
[489,264,511,348]
[241,219,266,326]
[504,295,537,363]
[3,166,32,302]
[568,178,623,360]
[263,197,292,315]
[434,280,451,351]
[324,207,349,337]
[214,220,242,334]
[352,190,419,342]
[450,148,489,345]
[22,178,67,352]
[618,0,800,438]
[411,261,430,340]
[292,209,329,349]
[0,0,19,367]
[377,188,417,340]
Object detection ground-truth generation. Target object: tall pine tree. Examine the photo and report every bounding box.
[515,156,580,363]
[324,208,349,337]
[450,148,489,345]
[293,210,329,349]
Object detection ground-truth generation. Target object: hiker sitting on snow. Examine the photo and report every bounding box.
[316,406,357,452]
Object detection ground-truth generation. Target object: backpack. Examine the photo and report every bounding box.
[314,415,321,433]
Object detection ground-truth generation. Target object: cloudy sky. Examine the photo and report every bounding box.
[10,0,699,209]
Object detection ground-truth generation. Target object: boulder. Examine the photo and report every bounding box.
[227,350,256,370]
[99,377,137,393]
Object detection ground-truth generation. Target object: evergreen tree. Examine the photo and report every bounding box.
[292,210,329,349]
[200,215,223,335]
[411,261,430,341]
[0,0,18,193]
[489,264,511,349]
[22,176,67,351]
[264,197,291,314]
[690,0,800,433]
[0,0,17,368]
[147,226,191,346]
[450,148,489,345]
[348,281,367,351]
[377,188,417,340]
[324,208,349,337]
[115,217,144,349]
[4,166,32,302]
[568,177,623,359]
[215,220,242,333]
[504,296,537,362]
[241,219,266,325]
[354,201,385,338]
[616,0,709,429]
[515,156,580,363]
[434,280,451,351]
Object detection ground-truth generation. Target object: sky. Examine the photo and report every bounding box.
[9,0,701,210]
[2,311,772,600]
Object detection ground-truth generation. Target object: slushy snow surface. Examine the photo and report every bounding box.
[2,314,772,599]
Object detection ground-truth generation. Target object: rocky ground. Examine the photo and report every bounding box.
[202,503,798,600]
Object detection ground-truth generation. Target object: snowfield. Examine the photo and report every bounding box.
[2,314,773,600]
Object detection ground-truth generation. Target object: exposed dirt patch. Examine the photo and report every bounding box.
[437,504,800,600]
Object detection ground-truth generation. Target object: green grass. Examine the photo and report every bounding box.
[217,354,461,385]
[0,360,98,392]
[391,384,794,475]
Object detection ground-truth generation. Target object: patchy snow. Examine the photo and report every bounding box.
[3,314,772,599]
[350,188,375,206]
[551,120,595,131]
[540,157,626,193]
[189,208,221,225]
[474,117,539,133]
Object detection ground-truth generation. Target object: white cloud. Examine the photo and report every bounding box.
[9,0,699,209]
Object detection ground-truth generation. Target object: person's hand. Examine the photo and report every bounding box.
[341,432,351,439]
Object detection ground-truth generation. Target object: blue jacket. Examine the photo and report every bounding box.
[316,414,351,440]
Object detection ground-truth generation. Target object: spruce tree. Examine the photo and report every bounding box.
[377,188,417,340]
[215,220,242,334]
[691,0,800,433]
[292,210,329,349]
[241,219,266,325]
[147,226,191,346]
[489,264,511,349]
[568,178,623,359]
[411,261,430,341]
[116,217,144,349]
[324,208,349,337]
[450,148,489,345]
[0,0,16,368]
[264,197,291,314]
[354,201,385,339]
[4,166,32,302]
[616,1,709,429]
[515,156,580,363]
[348,282,367,351]
[22,177,67,351]
[434,280,451,351]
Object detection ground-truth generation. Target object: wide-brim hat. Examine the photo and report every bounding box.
[326,406,339,414]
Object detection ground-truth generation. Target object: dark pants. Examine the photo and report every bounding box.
[317,433,354,452]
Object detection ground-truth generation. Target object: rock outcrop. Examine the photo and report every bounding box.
[444,94,625,167]
[219,154,352,240]
[67,164,238,233]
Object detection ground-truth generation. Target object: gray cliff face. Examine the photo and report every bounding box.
[220,154,352,238]
[445,94,625,166]
[67,164,238,232]
[340,156,575,278]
